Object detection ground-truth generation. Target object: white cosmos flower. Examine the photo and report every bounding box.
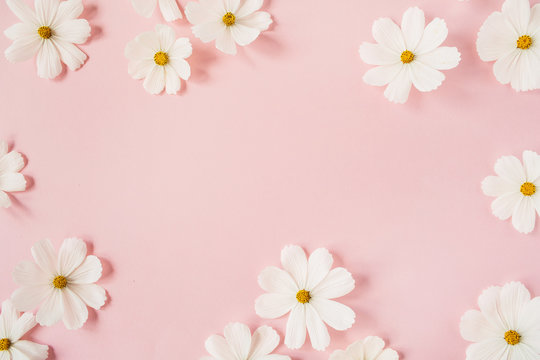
[254,245,355,351]
[460,282,540,360]
[202,323,290,360]
[359,7,461,104]
[130,0,182,22]
[0,141,26,209]
[185,0,272,55]
[329,336,399,360]
[4,0,91,79]
[477,0,540,91]
[11,238,107,330]
[125,24,192,95]
[482,150,540,234]
[0,300,48,360]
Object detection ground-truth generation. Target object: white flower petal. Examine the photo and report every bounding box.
[311,267,354,299]
[129,60,154,80]
[477,286,507,331]
[4,36,41,63]
[284,304,306,350]
[328,349,352,360]
[185,0,211,25]
[61,287,88,329]
[477,12,518,62]
[54,0,84,24]
[249,326,279,359]
[143,65,166,94]
[9,340,48,360]
[513,344,539,360]
[158,0,182,21]
[4,23,36,41]
[53,39,87,71]
[460,310,500,342]
[378,349,399,360]
[236,11,272,31]
[258,266,298,294]
[35,289,63,326]
[502,0,531,35]
[10,312,36,341]
[6,0,37,24]
[0,300,18,339]
[216,27,237,54]
[69,255,102,284]
[68,284,106,309]
[523,150,540,182]
[415,18,448,55]
[528,4,540,35]
[359,43,399,66]
[512,196,536,233]
[416,47,461,70]
[0,351,8,360]
[343,341,364,359]
[205,335,236,360]
[0,191,10,208]
[309,298,354,331]
[131,0,157,18]
[169,37,192,59]
[305,304,330,351]
[0,173,26,192]
[54,19,90,44]
[491,191,522,220]
[13,260,49,286]
[236,0,262,18]
[363,336,385,360]
[155,24,176,50]
[255,293,296,318]
[509,51,540,91]
[0,142,7,158]
[384,66,412,104]
[125,39,153,61]
[224,323,251,360]
[492,50,534,91]
[224,0,240,12]
[281,245,308,290]
[495,155,527,184]
[519,296,540,334]
[466,339,510,360]
[409,61,445,92]
[164,67,180,94]
[192,21,225,43]
[401,7,425,51]
[230,23,260,46]
[57,238,87,277]
[36,40,62,79]
[137,31,161,52]
[363,63,403,87]
[0,151,24,175]
[31,239,57,274]
[498,281,531,329]
[35,0,60,25]
[11,286,51,312]
[482,176,517,197]
[306,248,333,291]
[169,58,191,80]
[372,17,406,54]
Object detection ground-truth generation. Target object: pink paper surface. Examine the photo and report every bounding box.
[1,0,540,359]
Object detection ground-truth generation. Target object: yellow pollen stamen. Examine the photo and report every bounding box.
[517,35,533,50]
[400,50,415,64]
[0,339,10,351]
[505,330,521,345]
[53,275,67,289]
[222,12,236,26]
[37,26,52,39]
[521,182,536,196]
[296,290,311,304]
[154,51,169,66]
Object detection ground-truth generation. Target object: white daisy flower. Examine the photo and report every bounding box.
[130,0,182,22]
[0,299,48,360]
[125,24,192,95]
[0,141,26,209]
[254,245,355,351]
[359,7,461,104]
[460,282,540,360]
[329,336,399,360]
[11,238,107,330]
[477,0,540,91]
[185,0,272,55]
[202,323,290,360]
[4,0,91,79]
[482,150,540,234]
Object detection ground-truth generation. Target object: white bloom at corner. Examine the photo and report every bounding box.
[131,0,182,22]
[185,0,272,55]
[0,300,48,360]
[255,245,355,351]
[202,323,290,360]
[477,0,540,91]
[460,281,540,360]
[11,238,107,330]
[0,141,26,209]
[482,150,540,234]
[359,7,461,104]
[4,0,91,79]
[125,24,192,95]
[329,336,399,360]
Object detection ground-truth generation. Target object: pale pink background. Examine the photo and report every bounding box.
[1,0,540,359]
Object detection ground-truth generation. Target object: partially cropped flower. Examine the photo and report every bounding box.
[255,245,355,351]
[130,0,182,22]
[477,0,540,91]
[185,0,272,55]
[0,140,26,209]
[125,24,192,95]
[329,337,399,360]
[482,150,540,234]
[359,7,461,104]
[202,323,290,360]
[11,238,107,330]
[0,300,48,360]
[460,282,540,360]
[4,0,91,79]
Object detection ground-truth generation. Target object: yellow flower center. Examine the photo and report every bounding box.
[0,339,10,351]
[37,26,52,39]
[53,275,67,289]
[400,50,415,64]
[222,12,236,26]
[296,289,311,303]
[504,330,521,345]
[517,35,533,50]
[520,182,536,196]
[154,51,169,66]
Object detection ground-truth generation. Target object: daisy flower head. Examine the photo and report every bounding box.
[0,300,48,360]
[202,323,290,360]
[254,245,356,351]
[131,0,182,22]
[482,150,540,234]
[477,0,540,91]
[460,281,540,360]
[329,336,399,360]
[11,238,107,330]
[0,141,26,209]
[359,7,461,104]
[4,0,91,79]
[185,0,272,55]
[125,24,192,95]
